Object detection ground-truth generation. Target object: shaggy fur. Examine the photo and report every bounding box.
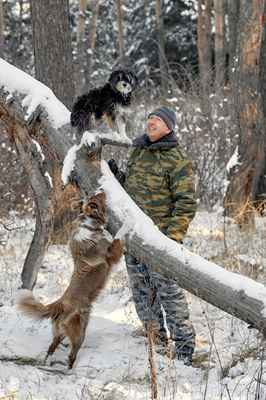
[70,69,138,134]
[17,192,123,369]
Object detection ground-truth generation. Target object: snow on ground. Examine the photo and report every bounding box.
[1,211,266,399]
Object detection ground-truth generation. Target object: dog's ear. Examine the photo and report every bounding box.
[109,69,129,84]
[121,69,138,89]
[108,70,119,87]
[70,197,83,213]
[128,71,138,89]
[92,191,106,205]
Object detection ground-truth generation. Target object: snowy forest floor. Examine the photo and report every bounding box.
[1,209,266,400]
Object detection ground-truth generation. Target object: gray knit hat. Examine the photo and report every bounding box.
[148,106,177,131]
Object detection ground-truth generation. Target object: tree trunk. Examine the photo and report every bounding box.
[255,3,266,210]
[155,0,167,96]
[86,0,100,88]
[18,0,24,46]
[77,0,87,45]
[224,0,266,226]
[143,0,148,18]
[30,0,74,109]
[227,0,240,84]
[0,0,4,55]
[197,0,213,112]
[227,0,240,130]
[116,0,125,67]
[76,0,87,95]
[13,125,54,289]
[2,64,266,336]
[214,0,226,91]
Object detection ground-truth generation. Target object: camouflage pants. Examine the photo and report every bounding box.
[125,254,195,354]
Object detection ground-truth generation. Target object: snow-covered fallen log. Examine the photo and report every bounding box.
[1,58,266,335]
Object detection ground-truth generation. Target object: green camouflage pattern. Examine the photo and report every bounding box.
[124,144,197,242]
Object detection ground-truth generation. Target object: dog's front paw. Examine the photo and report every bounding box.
[107,238,124,265]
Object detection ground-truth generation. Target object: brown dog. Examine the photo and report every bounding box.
[17,191,123,369]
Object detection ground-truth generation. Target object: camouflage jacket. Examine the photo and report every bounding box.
[124,132,197,242]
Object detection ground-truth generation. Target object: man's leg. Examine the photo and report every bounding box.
[125,254,165,334]
[151,270,195,363]
[126,255,195,363]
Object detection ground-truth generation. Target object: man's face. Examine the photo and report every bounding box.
[147,116,171,142]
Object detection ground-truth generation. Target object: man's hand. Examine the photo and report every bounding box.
[107,159,126,186]
[108,159,119,175]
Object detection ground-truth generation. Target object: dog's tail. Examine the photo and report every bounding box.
[16,290,63,321]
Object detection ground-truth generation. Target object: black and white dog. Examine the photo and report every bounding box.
[70,70,138,136]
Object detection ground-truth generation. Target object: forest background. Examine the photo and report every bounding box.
[1,0,266,226]
[1,2,266,399]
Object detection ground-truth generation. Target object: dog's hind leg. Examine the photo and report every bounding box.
[45,334,65,363]
[63,312,87,369]
[44,321,65,363]
[68,333,86,369]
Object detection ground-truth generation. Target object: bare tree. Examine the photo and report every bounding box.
[227,0,240,84]
[0,0,4,55]
[30,0,74,109]
[76,0,87,95]
[257,5,266,207]
[18,0,24,46]
[143,0,148,18]
[197,0,213,108]
[214,0,226,91]
[86,0,100,88]
[155,0,167,96]
[224,0,266,226]
[77,0,87,45]
[116,0,125,67]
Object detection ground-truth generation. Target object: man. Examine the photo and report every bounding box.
[109,106,197,365]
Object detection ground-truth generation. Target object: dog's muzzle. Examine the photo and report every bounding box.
[116,81,132,95]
